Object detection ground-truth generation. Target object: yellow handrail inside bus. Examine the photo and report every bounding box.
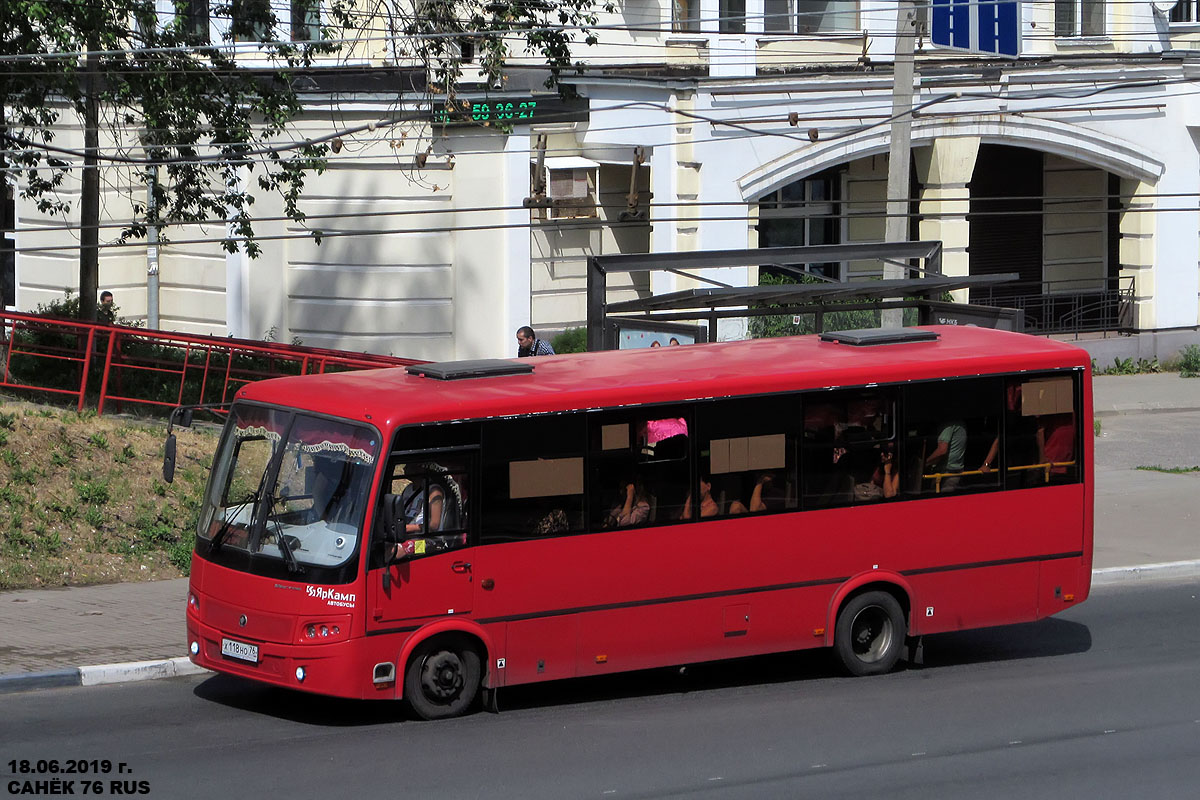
[922,461,1077,493]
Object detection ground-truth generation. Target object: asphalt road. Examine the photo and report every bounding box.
[4,577,1200,799]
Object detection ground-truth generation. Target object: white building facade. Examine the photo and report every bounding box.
[6,1,1200,360]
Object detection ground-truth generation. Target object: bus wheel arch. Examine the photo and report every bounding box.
[828,579,911,677]
[400,629,488,720]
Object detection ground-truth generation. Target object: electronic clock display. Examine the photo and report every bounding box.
[434,99,539,125]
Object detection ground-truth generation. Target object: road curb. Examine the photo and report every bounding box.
[80,656,209,687]
[1091,559,1200,586]
[0,668,81,695]
[0,658,209,695]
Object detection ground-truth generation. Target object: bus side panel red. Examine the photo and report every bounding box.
[905,562,1039,636]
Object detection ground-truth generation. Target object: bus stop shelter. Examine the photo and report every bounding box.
[586,242,1022,350]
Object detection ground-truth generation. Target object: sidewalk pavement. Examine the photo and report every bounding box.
[2,372,1198,694]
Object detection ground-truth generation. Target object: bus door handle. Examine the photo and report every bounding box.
[452,561,472,574]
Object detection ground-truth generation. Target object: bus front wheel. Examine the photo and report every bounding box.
[404,638,481,720]
[834,591,906,677]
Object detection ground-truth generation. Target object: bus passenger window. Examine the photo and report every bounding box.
[482,414,586,543]
[1001,376,1079,487]
[695,395,799,518]
[801,389,896,508]
[903,378,1002,497]
[589,406,692,527]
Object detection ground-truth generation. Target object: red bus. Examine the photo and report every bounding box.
[179,326,1092,719]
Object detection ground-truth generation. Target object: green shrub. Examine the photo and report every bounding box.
[551,327,588,354]
[1179,344,1200,379]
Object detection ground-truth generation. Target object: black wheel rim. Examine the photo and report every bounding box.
[420,651,466,704]
[850,605,894,664]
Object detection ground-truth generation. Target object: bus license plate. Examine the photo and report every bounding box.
[221,638,259,663]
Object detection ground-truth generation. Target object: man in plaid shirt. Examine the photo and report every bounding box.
[516,326,555,357]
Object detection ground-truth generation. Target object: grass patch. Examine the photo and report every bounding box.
[0,398,212,590]
[1093,418,1102,437]
[1134,465,1200,474]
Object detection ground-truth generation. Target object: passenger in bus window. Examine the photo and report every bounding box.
[1038,413,1075,480]
[681,475,720,519]
[605,479,651,527]
[872,442,900,499]
[724,472,784,514]
[924,420,967,492]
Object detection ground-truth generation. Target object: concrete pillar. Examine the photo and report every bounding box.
[1119,178,1156,330]
[914,136,980,303]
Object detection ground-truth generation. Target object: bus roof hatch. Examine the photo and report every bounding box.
[406,359,535,380]
[819,328,941,347]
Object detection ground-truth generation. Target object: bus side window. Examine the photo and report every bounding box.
[377,458,469,560]
[1003,375,1079,487]
[902,377,1002,497]
[800,389,896,508]
[695,395,798,519]
[482,414,586,543]
[589,406,691,528]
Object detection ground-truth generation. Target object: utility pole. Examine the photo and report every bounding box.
[146,164,160,329]
[882,0,917,328]
[79,43,100,322]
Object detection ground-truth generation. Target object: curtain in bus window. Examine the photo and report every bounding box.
[1002,375,1079,487]
[902,378,1003,498]
[801,388,897,508]
[482,414,586,544]
[695,395,799,520]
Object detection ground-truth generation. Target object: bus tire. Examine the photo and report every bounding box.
[404,637,481,720]
[833,590,906,677]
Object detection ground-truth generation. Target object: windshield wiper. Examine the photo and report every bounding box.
[264,492,304,575]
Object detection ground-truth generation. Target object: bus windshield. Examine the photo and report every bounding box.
[199,404,380,574]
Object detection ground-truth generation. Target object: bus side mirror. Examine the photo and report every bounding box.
[163,434,177,484]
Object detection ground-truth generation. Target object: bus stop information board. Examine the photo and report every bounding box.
[931,0,1022,58]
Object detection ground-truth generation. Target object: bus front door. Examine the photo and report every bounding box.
[369,551,474,628]
[367,454,475,628]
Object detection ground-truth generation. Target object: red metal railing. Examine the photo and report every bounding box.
[0,311,423,415]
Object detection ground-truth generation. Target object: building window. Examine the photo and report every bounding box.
[720,0,746,33]
[180,0,209,43]
[673,0,700,32]
[232,0,272,42]
[1055,0,1105,37]
[764,0,857,35]
[757,172,841,279]
[1171,1,1199,22]
[291,0,320,41]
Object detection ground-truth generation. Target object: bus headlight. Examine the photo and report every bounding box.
[295,667,306,682]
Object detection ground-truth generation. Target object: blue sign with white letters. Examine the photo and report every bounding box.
[931,0,1021,58]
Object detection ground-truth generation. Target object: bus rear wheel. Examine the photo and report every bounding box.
[834,591,905,677]
[404,638,481,720]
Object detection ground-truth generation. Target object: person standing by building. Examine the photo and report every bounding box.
[516,326,555,357]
